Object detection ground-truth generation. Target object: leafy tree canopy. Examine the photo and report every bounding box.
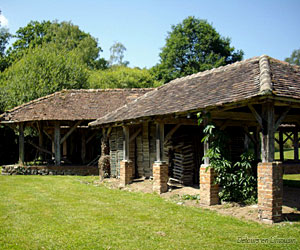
[88,65,161,89]
[6,20,106,69]
[0,27,10,71]
[152,16,244,83]
[0,44,89,110]
[285,48,300,66]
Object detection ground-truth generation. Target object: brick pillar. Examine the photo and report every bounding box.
[258,162,283,223]
[200,164,219,205]
[119,160,133,187]
[153,161,168,194]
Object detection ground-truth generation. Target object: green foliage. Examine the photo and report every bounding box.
[152,16,243,83]
[7,21,51,62]
[285,48,300,66]
[88,65,161,89]
[0,28,11,71]
[1,44,89,109]
[45,21,102,68]
[6,20,103,69]
[181,194,200,200]
[200,116,257,203]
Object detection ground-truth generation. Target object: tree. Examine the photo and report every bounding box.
[1,44,89,110]
[6,20,106,69]
[88,65,160,89]
[152,16,243,83]
[109,41,129,66]
[0,10,11,72]
[6,21,51,64]
[0,27,10,71]
[285,48,300,66]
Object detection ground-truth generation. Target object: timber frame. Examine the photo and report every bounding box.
[90,55,300,223]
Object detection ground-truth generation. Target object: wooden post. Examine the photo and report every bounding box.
[123,126,129,161]
[18,123,25,165]
[37,122,43,160]
[279,130,284,162]
[81,131,86,164]
[54,121,61,166]
[63,140,67,158]
[203,117,209,165]
[261,102,275,162]
[155,123,164,162]
[294,127,299,161]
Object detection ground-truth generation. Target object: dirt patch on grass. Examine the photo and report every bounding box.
[99,178,300,224]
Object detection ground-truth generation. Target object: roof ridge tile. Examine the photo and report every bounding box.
[259,55,273,95]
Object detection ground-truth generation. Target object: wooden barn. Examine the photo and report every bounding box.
[90,55,300,223]
[0,88,152,173]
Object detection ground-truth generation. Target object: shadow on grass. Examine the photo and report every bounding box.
[284,180,300,189]
[282,213,300,222]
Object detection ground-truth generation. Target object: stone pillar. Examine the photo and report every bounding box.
[200,164,219,205]
[119,160,133,187]
[153,161,168,194]
[258,162,283,223]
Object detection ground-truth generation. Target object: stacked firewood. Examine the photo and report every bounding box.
[172,141,194,185]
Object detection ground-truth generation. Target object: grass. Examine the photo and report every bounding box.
[0,176,299,249]
[283,174,300,188]
[274,149,300,161]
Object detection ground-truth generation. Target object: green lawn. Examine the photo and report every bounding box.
[283,174,300,188]
[275,149,300,160]
[0,175,299,249]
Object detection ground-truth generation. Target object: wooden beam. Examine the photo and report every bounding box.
[81,131,86,164]
[202,117,210,165]
[274,107,291,130]
[294,128,299,161]
[54,121,61,166]
[261,102,275,162]
[28,140,53,156]
[248,104,263,128]
[164,124,181,143]
[155,123,164,162]
[129,127,142,143]
[18,123,25,165]
[86,130,98,144]
[60,121,81,144]
[107,127,112,137]
[63,140,67,158]
[279,130,284,162]
[243,127,257,145]
[37,122,44,159]
[43,129,52,141]
[123,126,130,161]
[155,118,197,125]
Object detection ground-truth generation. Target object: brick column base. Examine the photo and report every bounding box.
[153,161,168,194]
[200,164,219,205]
[258,162,283,223]
[119,160,133,187]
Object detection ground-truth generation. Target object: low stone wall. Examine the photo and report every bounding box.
[1,165,99,176]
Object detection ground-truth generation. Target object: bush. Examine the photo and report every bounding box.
[200,115,257,203]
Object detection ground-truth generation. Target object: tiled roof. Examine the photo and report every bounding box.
[90,55,300,127]
[0,88,153,123]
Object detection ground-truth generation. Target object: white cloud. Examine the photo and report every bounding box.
[0,14,9,27]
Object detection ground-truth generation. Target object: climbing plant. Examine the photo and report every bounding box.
[198,112,257,204]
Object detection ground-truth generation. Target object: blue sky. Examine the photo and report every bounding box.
[1,0,300,68]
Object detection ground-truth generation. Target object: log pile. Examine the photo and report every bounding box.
[109,127,123,177]
[172,139,194,186]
